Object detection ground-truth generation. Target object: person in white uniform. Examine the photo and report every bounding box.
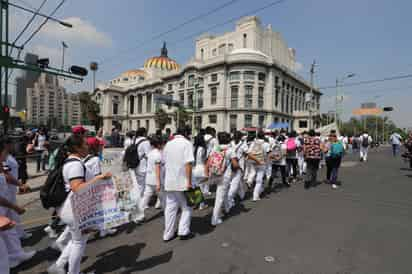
[0,215,16,274]
[162,128,194,242]
[247,132,269,201]
[227,131,248,210]
[207,132,236,226]
[142,135,165,215]
[48,135,111,274]
[192,133,209,211]
[203,127,218,195]
[359,133,372,162]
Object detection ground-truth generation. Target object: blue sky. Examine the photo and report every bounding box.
[11,0,412,128]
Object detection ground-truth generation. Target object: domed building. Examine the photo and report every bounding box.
[95,16,321,135]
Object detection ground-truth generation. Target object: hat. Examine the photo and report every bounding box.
[72,126,87,135]
[87,137,100,148]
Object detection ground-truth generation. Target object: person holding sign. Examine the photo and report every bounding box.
[162,127,194,242]
[48,135,111,274]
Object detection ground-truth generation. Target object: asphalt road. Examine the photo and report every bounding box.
[12,147,412,274]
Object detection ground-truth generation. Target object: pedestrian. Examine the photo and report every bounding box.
[33,128,49,172]
[285,131,300,183]
[162,127,194,242]
[247,131,269,201]
[192,132,209,210]
[0,139,36,269]
[141,135,165,215]
[206,132,235,226]
[48,134,111,274]
[227,131,248,210]
[389,131,402,157]
[0,215,15,274]
[16,134,30,194]
[203,127,218,195]
[303,130,322,189]
[403,132,412,169]
[297,132,306,177]
[324,133,344,189]
[359,132,372,162]
[269,134,289,188]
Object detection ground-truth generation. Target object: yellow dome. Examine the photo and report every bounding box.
[144,42,179,71]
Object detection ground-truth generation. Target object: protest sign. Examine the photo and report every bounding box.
[71,178,129,232]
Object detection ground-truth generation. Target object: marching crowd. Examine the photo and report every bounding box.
[0,124,410,274]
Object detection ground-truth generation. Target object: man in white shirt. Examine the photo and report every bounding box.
[162,128,194,241]
[359,133,373,162]
[389,132,402,157]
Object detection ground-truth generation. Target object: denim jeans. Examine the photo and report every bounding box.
[392,144,400,157]
[36,150,47,172]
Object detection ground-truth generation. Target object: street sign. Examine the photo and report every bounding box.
[352,108,383,116]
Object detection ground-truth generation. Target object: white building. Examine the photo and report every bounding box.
[26,74,81,126]
[95,16,321,134]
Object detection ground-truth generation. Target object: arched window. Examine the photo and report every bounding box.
[200,48,204,60]
[243,33,247,48]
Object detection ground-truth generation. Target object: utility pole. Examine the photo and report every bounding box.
[335,78,339,128]
[309,60,316,130]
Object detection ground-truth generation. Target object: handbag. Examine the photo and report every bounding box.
[184,187,204,207]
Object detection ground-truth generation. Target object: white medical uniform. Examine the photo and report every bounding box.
[227,141,248,208]
[142,148,164,211]
[360,134,373,161]
[248,139,269,201]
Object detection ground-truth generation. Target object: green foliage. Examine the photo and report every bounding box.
[78,91,102,130]
[340,116,398,142]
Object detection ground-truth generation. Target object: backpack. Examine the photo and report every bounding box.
[40,158,85,209]
[330,142,344,158]
[286,138,297,152]
[208,147,227,176]
[361,136,369,147]
[271,143,283,162]
[250,141,264,163]
[124,138,146,169]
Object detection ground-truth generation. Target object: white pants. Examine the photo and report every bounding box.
[253,165,266,201]
[55,226,71,249]
[6,187,25,238]
[298,155,305,175]
[163,192,192,241]
[212,177,231,224]
[1,206,26,263]
[360,146,369,161]
[246,163,256,184]
[129,169,146,198]
[228,170,245,208]
[265,162,272,178]
[0,232,9,274]
[142,185,164,210]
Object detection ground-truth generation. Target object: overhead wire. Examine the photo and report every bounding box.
[100,0,242,64]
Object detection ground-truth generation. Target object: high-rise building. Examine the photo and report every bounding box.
[26,73,81,127]
[15,53,41,111]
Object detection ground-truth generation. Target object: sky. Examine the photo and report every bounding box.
[10,0,412,128]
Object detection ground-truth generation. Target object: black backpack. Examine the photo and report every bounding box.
[362,136,369,147]
[40,158,85,209]
[124,138,147,169]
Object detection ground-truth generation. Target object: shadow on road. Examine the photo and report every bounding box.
[11,247,60,274]
[120,251,173,274]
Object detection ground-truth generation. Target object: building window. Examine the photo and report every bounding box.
[197,77,204,86]
[188,92,193,108]
[146,94,152,113]
[167,92,174,109]
[209,115,217,124]
[210,87,217,105]
[123,78,128,82]
[211,73,218,82]
[231,86,239,108]
[137,120,141,128]
[188,75,195,87]
[179,92,184,105]
[243,33,247,48]
[244,86,253,108]
[228,43,234,52]
[129,120,132,130]
[168,84,173,91]
[145,120,149,131]
[138,95,143,114]
[244,71,255,81]
[258,115,265,128]
[139,76,145,81]
[299,120,308,129]
[212,48,217,56]
[286,94,289,114]
[200,48,204,60]
[258,87,264,108]
[230,115,237,133]
[113,102,118,115]
[197,89,203,109]
[258,73,266,82]
[179,81,185,89]
[244,114,253,128]
[275,88,279,108]
[218,44,226,55]
[229,71,240,81]
[129,96,135,114]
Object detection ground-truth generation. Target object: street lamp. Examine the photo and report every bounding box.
[382,106,394,143]
[335,73,356,127]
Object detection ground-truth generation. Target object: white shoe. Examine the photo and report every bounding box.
[198,203,209,211]
[332,184,338,189]
[51,241,65,253]
[47,263,66,274]
[10,250,36,268]
[211,218,223,226]
[44,226,59,239]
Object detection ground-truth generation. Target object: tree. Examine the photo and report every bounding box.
[154,107,170,130]
[340,116,398,142]
[173,106,191,129]
[78,91,102,130]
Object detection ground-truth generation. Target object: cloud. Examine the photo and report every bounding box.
[40,17,113,48]
[294,61,303,72]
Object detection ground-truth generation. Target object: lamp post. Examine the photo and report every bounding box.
[335,73,356,129]
[90,62,98,92]
[382,107,394,143]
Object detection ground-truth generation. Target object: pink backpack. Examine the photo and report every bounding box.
[286,138,297,152]
[208,148,227,176]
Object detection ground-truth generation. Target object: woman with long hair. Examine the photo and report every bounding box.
[48,135,111,274]
[193,133,209,210]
